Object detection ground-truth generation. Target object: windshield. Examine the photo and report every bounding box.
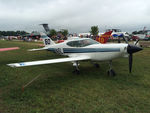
[67,39,99,47]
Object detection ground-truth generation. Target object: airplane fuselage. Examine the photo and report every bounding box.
[47,38,128,61]
[7,36,142,74]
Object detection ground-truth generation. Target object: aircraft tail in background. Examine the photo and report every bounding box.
[28,33,55,51]
[40,33,55,47]
[96,31,113,44]
[40,23,50,32]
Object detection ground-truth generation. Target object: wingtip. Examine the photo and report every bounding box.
[7,64,16,68]
[28,49,33,51]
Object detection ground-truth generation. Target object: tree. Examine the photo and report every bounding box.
[49,29,57,37]
[90,26,99,39]
[0,30,28,36]
[61,29,68,37]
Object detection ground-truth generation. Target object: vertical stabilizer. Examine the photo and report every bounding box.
[40,23,50,32]
[40,33,55,47]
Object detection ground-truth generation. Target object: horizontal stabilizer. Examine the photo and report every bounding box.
[7,56,90,67]
[28,47,48,51]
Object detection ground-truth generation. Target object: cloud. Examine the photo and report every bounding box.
[0,0,150,33]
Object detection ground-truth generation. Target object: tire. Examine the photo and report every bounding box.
[72,69,80,74]
[94,63,100,68]
[111,69,116,76]
[107,69,116,76]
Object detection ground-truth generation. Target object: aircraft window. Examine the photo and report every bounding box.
[67,39,99,47]
[67,41,81,47]
[41,35,47,38]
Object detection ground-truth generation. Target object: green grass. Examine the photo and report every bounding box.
[0,40,150,113]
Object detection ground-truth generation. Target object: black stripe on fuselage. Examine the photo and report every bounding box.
[48,48,120,53]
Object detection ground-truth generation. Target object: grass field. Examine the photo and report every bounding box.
[0,40,150,113]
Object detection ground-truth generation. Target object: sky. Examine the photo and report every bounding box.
[0,0,150,33]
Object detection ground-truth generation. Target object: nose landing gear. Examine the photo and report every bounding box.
[72,61,80,74]
[107,60,116,76]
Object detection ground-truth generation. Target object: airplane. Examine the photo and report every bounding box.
[132,27,150,40]
[106,29,129,38]
[96,31,113,43]
[8,33,142,76]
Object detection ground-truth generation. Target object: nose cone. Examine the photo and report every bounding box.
[127,44,143,54]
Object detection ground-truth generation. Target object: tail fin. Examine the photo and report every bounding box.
[96,31,113,43]
[102,31,113,36]
[40,33,55,47]
[40,24,50,32]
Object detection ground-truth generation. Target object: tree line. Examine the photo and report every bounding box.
[0,26,99,38]
[48,29,69,38]
[48,26,99,38]
[0,31,28,36]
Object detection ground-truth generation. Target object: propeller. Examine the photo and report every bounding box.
[127,44,143,73]
[122,36,142,72]
[121,34,143,73]
[122,35,128,44]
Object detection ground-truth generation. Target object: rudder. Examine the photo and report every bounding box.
[40,33,55,47]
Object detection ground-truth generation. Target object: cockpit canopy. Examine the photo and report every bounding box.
[67,38,99,47]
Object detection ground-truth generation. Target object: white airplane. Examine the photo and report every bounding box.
[8,34,142,76]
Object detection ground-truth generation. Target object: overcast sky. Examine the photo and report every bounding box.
[0,0,150,33]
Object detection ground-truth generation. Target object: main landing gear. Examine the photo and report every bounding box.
[107,60,116,76]
[94,63,100,68]
[72,61,80,74]
[72,61,116,76]
[91,61,100,68]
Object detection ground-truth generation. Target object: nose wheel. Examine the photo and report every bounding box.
[94,63,100,68]
[107,69,116,76]
[72,69,80,74]
[72,61,80,74]
[91,61,100,68]
[107,61,116,76]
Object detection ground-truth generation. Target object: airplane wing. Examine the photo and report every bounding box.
[0,47,19,52]
[7,56,90,67]
[28,47,48,51]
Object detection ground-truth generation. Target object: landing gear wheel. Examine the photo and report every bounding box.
[72,61,80,74]
[94,63,100,68]
[107,69,116,76]
[72,69,80,74]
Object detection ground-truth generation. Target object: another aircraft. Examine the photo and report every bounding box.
[132,27,150,40]
[96,31,113,43]
[8,34,142,76]
[106,29,129,38]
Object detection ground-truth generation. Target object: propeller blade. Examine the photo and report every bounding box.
[129,54,132,73]
[122,36,128,44]
[127,44,143,73]
[135,39,140,45]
